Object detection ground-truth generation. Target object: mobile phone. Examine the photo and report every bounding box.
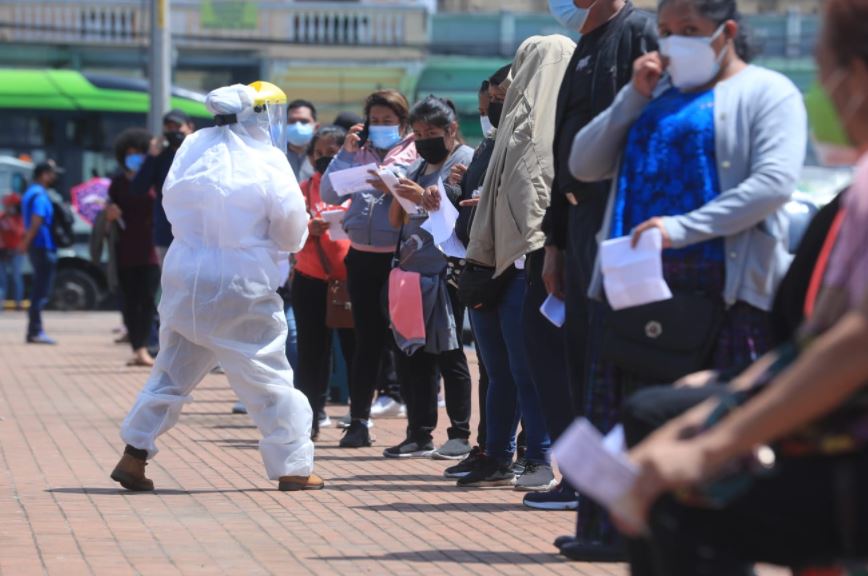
[357,120,370,147]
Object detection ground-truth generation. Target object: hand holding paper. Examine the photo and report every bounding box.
[320,209,349,241]
[325,163,380,197]
[420,179,466,259]
[600,228,672,310]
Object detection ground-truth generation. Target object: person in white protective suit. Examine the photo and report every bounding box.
[110,81,324,492]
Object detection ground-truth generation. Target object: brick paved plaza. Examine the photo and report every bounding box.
[0,312,619,576]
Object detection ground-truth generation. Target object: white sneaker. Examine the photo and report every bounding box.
[336,413,373,428]
[370,395,404,418]
[319,415,332,428]
[232,401,247,414]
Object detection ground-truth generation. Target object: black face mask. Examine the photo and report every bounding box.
[164,130,186,149]
[415,137,450,165]
[488,101,504,129]
[314,155,333,175]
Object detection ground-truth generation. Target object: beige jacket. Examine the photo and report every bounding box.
[466,34,576,277]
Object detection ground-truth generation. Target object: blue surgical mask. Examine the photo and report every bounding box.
[368,125,402,150]
[548,0,596,31]
[125,153,146,173]
[286,121,315,147]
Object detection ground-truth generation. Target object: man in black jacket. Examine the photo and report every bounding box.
[536,0,658,561]
[130,109,195,265]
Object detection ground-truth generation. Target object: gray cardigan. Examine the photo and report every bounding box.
[569,65,807,311]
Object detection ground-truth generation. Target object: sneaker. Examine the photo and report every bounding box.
[232,401,247,414]
[339,420,373,448]
[456,456,516,488]
[512,456,527,476]
[443,446,485,478]
[26,333,57,345]
[336,413,373,429]
[515,462,557,492]
[370,395,404,418]
[318,415,332,428]
[383,437,435,458]
[523,480,579,510]
[431,438,471,460]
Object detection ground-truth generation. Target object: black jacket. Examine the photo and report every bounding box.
[543,3,658,249]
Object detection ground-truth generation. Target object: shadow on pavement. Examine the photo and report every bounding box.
[47,487,271,496]
[316,550,567,565]
[351,501,533,514]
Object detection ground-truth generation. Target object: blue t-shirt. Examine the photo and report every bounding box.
[613,88,724,262]
[22,183,55,251]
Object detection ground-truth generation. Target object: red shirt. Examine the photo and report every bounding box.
[294,173,351,281]
[0,212,24,250]
[108,173,158,268]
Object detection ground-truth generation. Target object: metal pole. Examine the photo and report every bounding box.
[148,0,171,136]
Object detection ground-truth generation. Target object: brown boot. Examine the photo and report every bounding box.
[278,474,325,492]
[110,446,154,491]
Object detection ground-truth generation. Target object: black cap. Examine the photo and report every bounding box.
[33,159,64,180]
[163,108,192,126]
[333,111,363,132]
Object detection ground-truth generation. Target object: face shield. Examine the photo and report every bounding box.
[257,101,288,154]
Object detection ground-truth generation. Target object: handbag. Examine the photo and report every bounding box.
[312,237,354,329]
[601,292,725,383]
[457,263,516,311]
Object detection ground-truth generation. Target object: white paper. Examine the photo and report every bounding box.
[439,232,466,259]
[420,179,459,244]
[321,209,348,241]
[326,163,379,197]
[376,168,420,216]
[599,228,673,311]
[539,294,566,328]
[553,419,640,518]
[602,424,626,454]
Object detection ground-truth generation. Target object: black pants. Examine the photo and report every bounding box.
[396,284,472,444]
[118,265,160,351]
[523,249,574,442]
[623,386,868,575]
[376,344,403,403]
[345,249,395,421]
[292,272,355,432]
[475,338,489,450]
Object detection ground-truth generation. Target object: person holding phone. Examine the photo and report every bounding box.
[320,90,418,449]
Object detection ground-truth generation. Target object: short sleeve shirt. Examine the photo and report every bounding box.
[21,184,55,251]
[825,153,868,308]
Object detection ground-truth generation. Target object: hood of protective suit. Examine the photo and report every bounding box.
[467,35,576,277]
[163,84,309,256]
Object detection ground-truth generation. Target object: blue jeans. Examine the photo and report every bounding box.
[284,302,298,371]
[0,252,25,306]
[470,271,551,465]
[27,247,57,337]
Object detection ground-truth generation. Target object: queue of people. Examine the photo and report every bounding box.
[10,0,863,570]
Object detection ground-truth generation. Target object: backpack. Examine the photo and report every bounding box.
[27,193,75,249]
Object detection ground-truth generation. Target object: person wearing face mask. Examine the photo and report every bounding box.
[369,96,474,460]
[566,0,806,558]
[130,109,195,266]
[105,128,160,368]
[286,99,319,183]
[535,0,658,530]
[291,125,355,441]
[608,4,868,573]
[320,90,418,449]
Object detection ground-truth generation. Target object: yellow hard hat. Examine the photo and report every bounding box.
[247,81,287,109]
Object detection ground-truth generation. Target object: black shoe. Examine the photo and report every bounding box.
[560,540,626,563]
[456,455,516,488]
[523,479,579,509]
[512,456,527,476]
[383,437,435,458]
[553,535,576,549]
[339,420,373,448]
[443,445,485,478]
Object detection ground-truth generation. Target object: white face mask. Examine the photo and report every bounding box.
[660,24,727,91]
[480,115,494,137]
[548,0,598,31]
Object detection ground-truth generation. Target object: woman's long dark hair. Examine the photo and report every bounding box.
[658,0,760,62]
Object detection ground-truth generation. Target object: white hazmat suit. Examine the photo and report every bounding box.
[120,84,315,480]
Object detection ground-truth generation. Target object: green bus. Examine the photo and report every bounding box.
[0,69,210,310]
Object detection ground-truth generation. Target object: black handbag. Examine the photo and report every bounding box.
[601,292,725,383]
[457,263,516,311]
